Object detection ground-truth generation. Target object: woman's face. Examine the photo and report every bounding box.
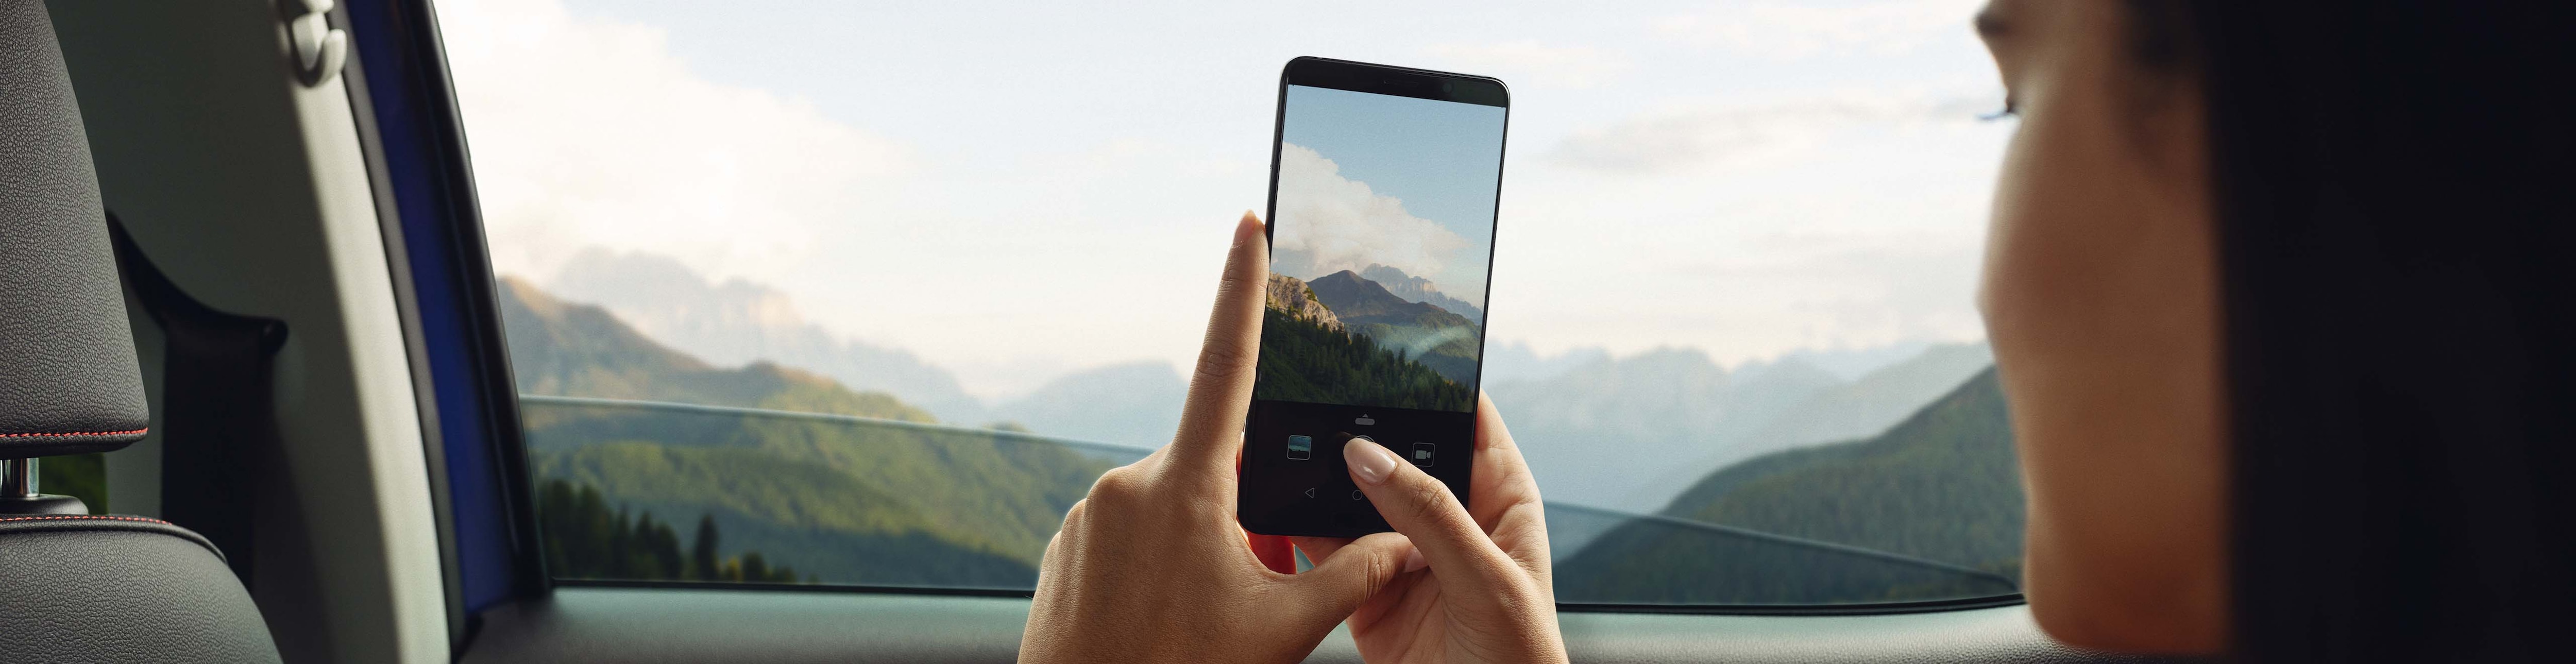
[1975,0,2226,653]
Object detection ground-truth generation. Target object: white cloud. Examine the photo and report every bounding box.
[1425,40,1631,89]
[1547,92,1990,174]
[1656,0,1984,60]
[436,0,911,286]
[1270,143,1469,286]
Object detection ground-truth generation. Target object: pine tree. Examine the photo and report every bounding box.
[690,514,721,581]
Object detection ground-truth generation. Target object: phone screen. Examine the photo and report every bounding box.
[1241,58,1506,537]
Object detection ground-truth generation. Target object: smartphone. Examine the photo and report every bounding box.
[1239,57,1508,537]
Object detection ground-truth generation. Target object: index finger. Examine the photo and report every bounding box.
[1161,211,1271,477]
[1468,391,1542,528]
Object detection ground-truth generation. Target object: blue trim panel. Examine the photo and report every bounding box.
[343,0,547,612]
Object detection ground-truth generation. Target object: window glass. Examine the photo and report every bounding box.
[439,0,2021,603]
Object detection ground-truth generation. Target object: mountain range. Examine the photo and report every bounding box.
[1487,342,1994,512]
[499,277,935,421]
[498,277,1114,586]
[540,250,1181,448]
[1304,269,1483,386]
[1636,342,1996,509]
[1360,263,1483,325]
[502,254,2028,600]
[1253,273,1473,412]
[1553,368,2024,603]
[528,248,1992,512]
[545,249,985,420]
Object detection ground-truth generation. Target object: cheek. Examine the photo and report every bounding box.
[1973,75,2231,652]
[1977,109,2164,353]
[1977,122,2082,342]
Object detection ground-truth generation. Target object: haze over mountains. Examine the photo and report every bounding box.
[546,249,984,420]
[542,250,1183,448]
[530,248,1990,512]
[1361,263,1482,325]
[1489,342,1994,511]
[1304,269,1483,386]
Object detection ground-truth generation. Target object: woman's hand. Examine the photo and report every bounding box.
[1020,212,1422,663]
[1293,393,1567,664]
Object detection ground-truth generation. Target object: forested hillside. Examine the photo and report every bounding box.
[497,278,1115,586]
[1662,368,2022,569]
[1554,368,2023,603]
[535,478,803,583]
[1253,307,1472,412]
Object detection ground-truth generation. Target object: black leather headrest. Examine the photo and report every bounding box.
[1,1,149,459]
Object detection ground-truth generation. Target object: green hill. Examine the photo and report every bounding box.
[496,277,1114,587]
[1554,368,2024,603]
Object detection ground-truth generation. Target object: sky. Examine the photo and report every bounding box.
[433,0,2013,399]
[1273,84,1504,305]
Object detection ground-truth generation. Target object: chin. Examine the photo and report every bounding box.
[2023,556,2228,655]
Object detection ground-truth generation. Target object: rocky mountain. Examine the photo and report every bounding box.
[543,249,988,423]
[1264,273,1342,331]
[1360,264,1483,325]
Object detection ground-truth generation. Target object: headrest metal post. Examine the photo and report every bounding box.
[0,458,35,499]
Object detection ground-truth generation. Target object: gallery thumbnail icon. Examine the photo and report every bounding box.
[1286,435,1313,460]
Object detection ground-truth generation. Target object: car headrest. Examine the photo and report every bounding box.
[1,1,149,459]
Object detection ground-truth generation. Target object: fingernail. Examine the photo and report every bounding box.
[1346,437,1399,485]
[1402,548,1427,573]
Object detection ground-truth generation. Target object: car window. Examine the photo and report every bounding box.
[437,0,2022,604]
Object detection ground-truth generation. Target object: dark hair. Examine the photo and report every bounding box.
[2136,1,2576,659]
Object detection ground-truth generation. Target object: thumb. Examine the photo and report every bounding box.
[1343,437,1520,587]
[1283,531,1417,620]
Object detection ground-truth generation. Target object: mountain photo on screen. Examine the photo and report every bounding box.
[1255,84,1504,414]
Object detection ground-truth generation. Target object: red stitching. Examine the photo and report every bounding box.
[0,428,149,439]
[0,515,174,526]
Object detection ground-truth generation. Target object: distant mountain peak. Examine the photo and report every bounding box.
[494,277,938,422]
[1358,264,1483,325]
[1310,269,1393,300]
[541,248,987,422]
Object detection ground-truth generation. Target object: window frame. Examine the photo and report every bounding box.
[351,0,2031,619]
